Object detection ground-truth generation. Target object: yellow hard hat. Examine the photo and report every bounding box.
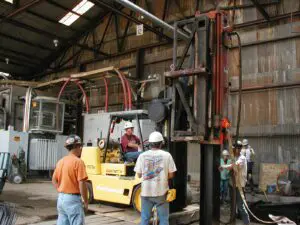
[166,189,176,202]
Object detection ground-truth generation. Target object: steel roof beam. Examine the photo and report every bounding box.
[26,10,81,33]
[0,32,53,51]
[0,0,43,24]
[114,0,189,40]
[0,15,108,56]
[0,56,36,69]
[0,52,40,66]
[92,0,173,42]
[33,9,111,76]
[0,46,43,61]
[249,0,270,20]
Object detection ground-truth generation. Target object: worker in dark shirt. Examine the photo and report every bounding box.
[121,122,142,163]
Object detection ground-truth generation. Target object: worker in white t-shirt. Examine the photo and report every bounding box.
[221,142,250,225]
[134,131,177,225]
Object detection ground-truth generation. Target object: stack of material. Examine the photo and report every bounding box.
[259,163,288,192]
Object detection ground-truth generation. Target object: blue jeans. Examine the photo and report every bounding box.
[236,188,250,225]
[125,151,141,162]
[57,193,85,225]
[141,195,169,225]
[220,179,229,201]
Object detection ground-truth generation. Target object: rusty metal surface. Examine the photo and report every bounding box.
[165,67,207,78]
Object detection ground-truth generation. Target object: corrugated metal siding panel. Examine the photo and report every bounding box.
[29,139,59,170]
[245,136,300,183]
[230,87,300,130]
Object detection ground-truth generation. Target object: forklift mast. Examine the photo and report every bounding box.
[148,11,229,224]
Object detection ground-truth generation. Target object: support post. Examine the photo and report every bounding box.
[200,144,220,225]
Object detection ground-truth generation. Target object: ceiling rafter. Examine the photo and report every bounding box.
[26,9,81,33]
[0,14,109,56]
[91,0,172,42]
[33,8,112,77]
[0,0,44,25]
[0,46,43,61]
[0,32,53,51]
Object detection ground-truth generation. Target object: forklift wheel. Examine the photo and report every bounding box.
[87,182,94,204]
[132,185,142,213]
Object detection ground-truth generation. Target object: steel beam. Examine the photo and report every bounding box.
[95,13,113,52]
[33,9,111,76]
[93,0,172,42]
[0,0,43,24]
[234,11,300,29]
[0,56,35,69]
[26,10,81,33]
[0,15,108,56]
[0,32,52,51]
[249,0,270,20]
[0,46,43,60]
[0,52,40,66]
[115,0,189,40]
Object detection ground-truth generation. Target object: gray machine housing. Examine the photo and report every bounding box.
[83,110,156,146]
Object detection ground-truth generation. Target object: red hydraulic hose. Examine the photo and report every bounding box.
[57,77,72,101]
[103,78,109,112]
[123,75,132,110]
[114,69,128,110]
[75,80,90,113]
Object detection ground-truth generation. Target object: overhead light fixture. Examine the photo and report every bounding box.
[5,58,9,65]
[4,0,13,4]
[59,0,94,26]
[53,39,59,47]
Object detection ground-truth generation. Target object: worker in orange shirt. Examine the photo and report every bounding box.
[52,135,88,225]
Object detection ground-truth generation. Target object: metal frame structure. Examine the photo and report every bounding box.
[0,0,287,78]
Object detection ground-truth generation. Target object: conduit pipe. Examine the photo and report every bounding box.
[114,0,190,41]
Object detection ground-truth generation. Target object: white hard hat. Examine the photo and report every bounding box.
[242,139,248,146]
[240,149,246,156]
[124,121,134,130]
[222,150,229,156]
[149,131,164,143]
[237,140,242,146]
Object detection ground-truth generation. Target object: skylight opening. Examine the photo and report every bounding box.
[4,0,13,3]
[59,0,94,26]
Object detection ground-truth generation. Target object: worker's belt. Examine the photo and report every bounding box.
[60,192,81,196]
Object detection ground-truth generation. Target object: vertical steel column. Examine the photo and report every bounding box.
[200,144,220,225]
[169,142,187,212]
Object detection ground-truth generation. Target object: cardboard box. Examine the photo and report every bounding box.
[259,163,288,191]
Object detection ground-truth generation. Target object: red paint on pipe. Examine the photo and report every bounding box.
[75,80,90,113]
[103,78,109,112]
[58,77,72,101]
[123,75,132,110]
[57,77,89,113]
[114,69,128,110]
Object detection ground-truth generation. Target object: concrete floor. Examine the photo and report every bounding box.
[1,180,58,225]
[0,180,267,225]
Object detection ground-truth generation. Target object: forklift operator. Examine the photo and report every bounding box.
[121,122,142,163]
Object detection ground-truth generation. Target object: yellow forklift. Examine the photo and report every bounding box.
[81,110,152,212]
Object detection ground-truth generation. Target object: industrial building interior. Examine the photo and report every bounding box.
[0,0,299,224]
